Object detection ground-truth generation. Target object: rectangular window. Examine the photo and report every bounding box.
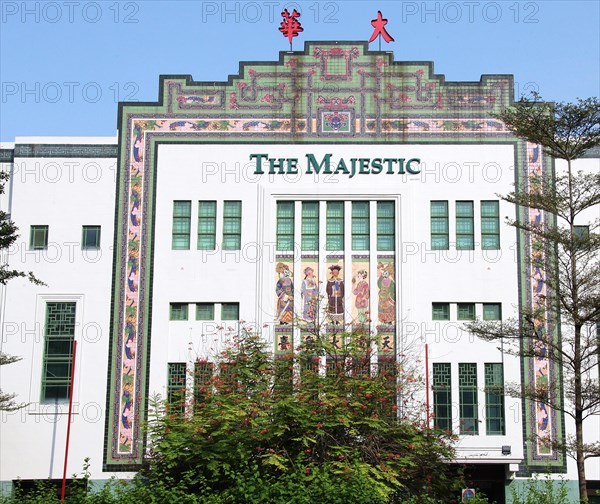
[41,302,76,401]
[457,303,476,321]
[430,201,449,250]
[276,201,295,251]
[222,201,241,250]
[196,303,214,320]
[432,363,452,430]
[377,201,395,251]
[30,225,49,250]
[432,303,450,321]
[456,201,474,250]
[172,201,191,250]
[301,202,319,251]
[483,303,502,321]
[459,363,478,435]
[481,201,500,250]
[351,201,370,250]
[326,201,344,251]
[194,361,214,409]
[198,201,216,250]
[485,363,505,435]
[574,225,590,240]
[221,303,239,320]
[167,362,187,413]
[170,303,188,321]
[81,226,101,250]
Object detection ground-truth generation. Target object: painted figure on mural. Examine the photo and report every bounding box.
[276,262,294,324]
[352,269,369,324]
[301,266,318,322]
[326,264,344,325]
[377,262,396,325]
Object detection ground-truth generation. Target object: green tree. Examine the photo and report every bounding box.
[467,95,600,503]
[141,327,461,503]
[0,170,44,411]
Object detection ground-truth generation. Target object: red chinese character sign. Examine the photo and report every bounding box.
[279,9,303,50]
[369,11,394,51]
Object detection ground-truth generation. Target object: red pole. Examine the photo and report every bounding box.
[60,340,77,501]
[425,343,430,428]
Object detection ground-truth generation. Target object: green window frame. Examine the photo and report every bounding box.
[170,303,188,321]
[30,225,49,250]
[81,225,101,250]
[221,303,239,321]
[167,362,187,413]
[456,201,474,250]
[481,201,500,250]
[432,363,452,431]
[483,303,502,321]
[222,201,241,250]
[326,201,344,251]
[484,363,505,435]
[301,202,319,251]
[196,303,214,320]
[432,303,450,321]
[459,363,478,435]
[457,303,476,321]
[41,302,76,401]
[172,201,191,250]
[351,201,370,251]
[276,201,295,251]
[430,201,449,250]
[198,201,216,250]
[194,361,214,409]
[377,201,395,251]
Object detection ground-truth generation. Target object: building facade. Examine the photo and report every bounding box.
[0,42,598,502]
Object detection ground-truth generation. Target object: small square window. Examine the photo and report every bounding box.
[221,303,239,321]
[196,303,214,320]
[82,226,101,249]
[170,303,188,321]
[432,303,450,321]
[457,303,476,321]
[483,303,502,321]
[30,225,48,250]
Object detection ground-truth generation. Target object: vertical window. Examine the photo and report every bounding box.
[457,303,476,321]
[30,225,49,250]
[221,303,239,320]
[485,363,505,435]
[198,201,216,250]
[483,303,502,321]
[196,303,214,320]
[170,303,188,321]
[81,226,101,250]
[432,303,450,321]
[481,201,500,250]
[276,201,294,251]
[172,201,191,250]
[456,201,474,250]
[41,302,76,401]
[377,201,395,251]
[167,362,187,413]
[301,202,319,251]
[222,201,241,250]
[430,201,449,250]
[432,363,452,430]
[194,361,214,409]
[326,201,344,251]
[459,363,478,435]
[352,201,370,250]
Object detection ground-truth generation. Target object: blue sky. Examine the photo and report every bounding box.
[1,0,599,141]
